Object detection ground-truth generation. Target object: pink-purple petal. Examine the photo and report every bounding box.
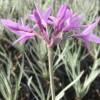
[57,5,67,18]
[33,10,44,32]
[83,34,100,43]
[13,33,35,45]
[63,14,82,32]
[1,19,18,30]
[43,7,52,22]
[1,19,33,36]
[79,18,100,36]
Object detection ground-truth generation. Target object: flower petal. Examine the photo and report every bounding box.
[1,19,18,31]
[43,7,52,22]
[78,18,100,36]
[13,33,35,45]
[33,10,44,31]
[83,33,100,43]
[63,14,82,32]
[1,19,33,36]
[57,5,67,18]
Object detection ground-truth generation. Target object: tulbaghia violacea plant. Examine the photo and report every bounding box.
[1,4,100,100]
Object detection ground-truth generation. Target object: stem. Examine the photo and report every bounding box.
[48,47,55,100]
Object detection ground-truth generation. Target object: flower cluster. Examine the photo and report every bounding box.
[1,4,100,47]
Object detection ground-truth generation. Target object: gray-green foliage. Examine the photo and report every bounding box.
[60,41,100,99]
[0,46,24,100]
[71,0,99,23]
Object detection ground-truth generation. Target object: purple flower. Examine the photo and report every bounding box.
[48,5,82,46]
[74,18,100,45]
[30,7,51,27]
[1,4,100,48]
[29,7,52,44]
[49,5,68,34]
[1,19,36,44]
[48,5,69,46]
[63,14,82,32]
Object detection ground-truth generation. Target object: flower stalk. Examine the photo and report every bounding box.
[48,46,55,100]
